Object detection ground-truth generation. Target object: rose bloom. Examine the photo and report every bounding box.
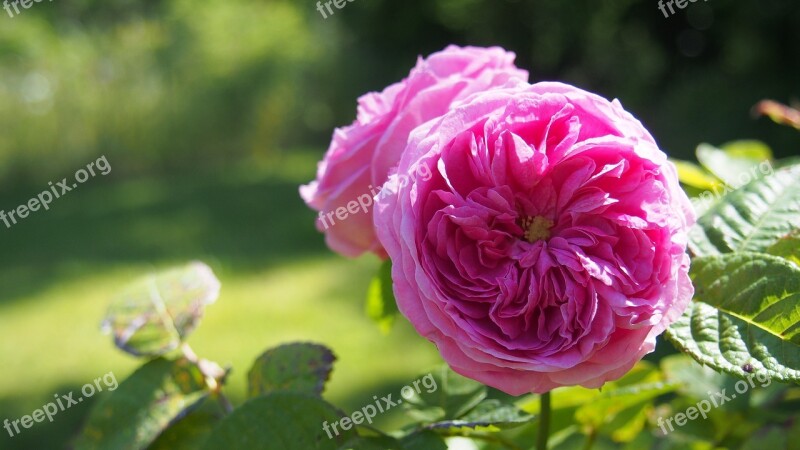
[374,81,695,394]
[300,46,528,257]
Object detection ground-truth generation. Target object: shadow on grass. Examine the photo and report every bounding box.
[0,167,330,305]
[0,163,378,449]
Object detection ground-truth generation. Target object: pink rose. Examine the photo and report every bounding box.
[374,81,695,394]
[300,46,528,257]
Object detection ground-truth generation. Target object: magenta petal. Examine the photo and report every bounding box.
[302,46,528,258]
[374,81,695,395]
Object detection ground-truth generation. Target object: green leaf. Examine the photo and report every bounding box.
[690,253,800,345]
[673,161,800,382]
[74,358,211,450]
[336,435,402,450]
[660,354,728,399]
[402,366,486,422]
[695,141,773,188]
[398,431,447,450]
[574,362,677,443]
[520,387,599,414]
[148,411,220,450]
[425,399,534,431]
[548,425,589,450]
[766,230,800,266]
[201,392,355,450]
[248,342,336,399]
[788,419,800,445]
[666,301,800,383]
[621,431,657,450]
[740,426,787,450]
[366,260,398,334]
[102,262,221,357]
[547,426,619,450]
[672,159,720,190]
[689,164,800,256]
[600,402,650,443]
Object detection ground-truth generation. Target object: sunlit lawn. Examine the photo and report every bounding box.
[0,152,440,449]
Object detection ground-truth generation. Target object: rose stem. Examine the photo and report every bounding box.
[537,391,551,450]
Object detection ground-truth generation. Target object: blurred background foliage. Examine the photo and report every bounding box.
[0,0,797,185]
[0,0,798,448]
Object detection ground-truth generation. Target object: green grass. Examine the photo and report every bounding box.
[0,152,440,449]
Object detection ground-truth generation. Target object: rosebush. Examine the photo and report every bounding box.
[74,46,800,450]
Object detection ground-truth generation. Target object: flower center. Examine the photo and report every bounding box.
[521,216,553,243]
